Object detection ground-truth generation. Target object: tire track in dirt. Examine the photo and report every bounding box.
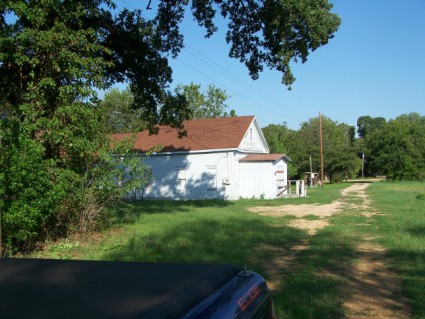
[250,183,410,319]
[343,242,408,319]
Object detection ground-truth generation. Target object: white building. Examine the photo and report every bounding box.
[110,116,291,200]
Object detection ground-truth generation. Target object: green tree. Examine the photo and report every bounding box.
[1,0,341,127]
[294,116,360,183]
[355,115,387,176]
[357,115,386,139]
[262,123,290,154]
[0,2,159,253]
[365,113,425,180]
[100,88,148,133]
[159,0,340,87]
[175,83,235,119]
[262,123,299,178]
[0,0,340,253]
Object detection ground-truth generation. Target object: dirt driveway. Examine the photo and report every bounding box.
[250,183,410,319]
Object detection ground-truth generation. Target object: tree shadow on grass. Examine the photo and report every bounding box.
[101,216,305,272]
[406,226,425,238]
[102,207,360,319]
[272,227,359,319]
[108,199,235,225]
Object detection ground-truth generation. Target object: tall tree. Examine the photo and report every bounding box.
[1,0,340,128]
[262,123,299,178]
[357,115,386,139]
[262,123,291,154]
[100,88,147,133]
[365,113,425,180]
[295,116,360,183]
[159,0,341,87]
[175,83,235,119]
[355,115,387,176]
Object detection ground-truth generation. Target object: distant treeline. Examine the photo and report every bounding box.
[262,113,425,182]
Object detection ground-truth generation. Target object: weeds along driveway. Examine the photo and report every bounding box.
[250,183,410,319]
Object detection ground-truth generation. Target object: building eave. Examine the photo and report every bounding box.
[138,148,240,156]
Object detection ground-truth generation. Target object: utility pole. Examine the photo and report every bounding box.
[362,152,365,180]
[319,113,324,187]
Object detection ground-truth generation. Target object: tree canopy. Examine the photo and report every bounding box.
[174,82,236,119]
[363,113,425,180]
[356,115,386,139]
[262,112,425,183]
[1,0,340,130]
[100,88,148,133]
[263,116,360,182]
[262,122,299,177]
[297,116,359,183]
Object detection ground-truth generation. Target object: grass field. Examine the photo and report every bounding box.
[367,182,425,318]
[33,182,425,319]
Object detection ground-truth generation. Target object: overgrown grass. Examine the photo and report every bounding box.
[79,200,305,269]
[30,182,425,319]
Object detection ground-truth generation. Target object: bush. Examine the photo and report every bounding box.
[1,134,152,255]
[2,137,64,253]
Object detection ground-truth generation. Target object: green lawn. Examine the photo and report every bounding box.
[367,182,425,318]
[32,182,425,319]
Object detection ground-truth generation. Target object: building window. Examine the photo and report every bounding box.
[276,169,285,181]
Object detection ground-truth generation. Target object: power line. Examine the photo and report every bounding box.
[175,58,261,107]
[184,45,252,91]
[184,44,287,111]
[112,0,290,123]
[114,0,273,112]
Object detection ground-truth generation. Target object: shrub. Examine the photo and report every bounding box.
[1,134,152,255]
[2,137,64,253]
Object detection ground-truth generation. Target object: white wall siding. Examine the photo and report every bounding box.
[133,152,289,200]
[139,152,232,200]
[239,162,275,199]
[239,159,289,199]
[127,117,288,201]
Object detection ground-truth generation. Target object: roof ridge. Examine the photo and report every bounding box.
[109,116,258,153]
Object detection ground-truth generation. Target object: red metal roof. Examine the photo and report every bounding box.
[239,154,287,162]
[109,116,256,153]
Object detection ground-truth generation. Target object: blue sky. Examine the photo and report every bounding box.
[116,0,425,130]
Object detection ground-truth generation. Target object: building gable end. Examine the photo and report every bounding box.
[238,118,269,153]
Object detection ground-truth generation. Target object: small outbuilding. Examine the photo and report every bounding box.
[304,172,320,187]
[110,116,291,200]
[239,154,290,199]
